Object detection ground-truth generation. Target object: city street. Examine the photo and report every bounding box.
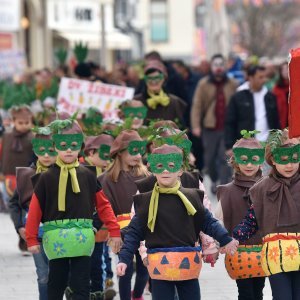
[0,178,273,300]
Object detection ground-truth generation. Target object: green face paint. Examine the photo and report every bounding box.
[32,138,57,157]
[233,148,265,165]
[148,153,183,173]
[144,74,164,84]
[272,145,300,164]
[53,134,83,151]
[127,140,147,156]
[123,106,148,119]
[98,144,111,161]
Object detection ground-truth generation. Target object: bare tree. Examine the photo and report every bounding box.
[226,3,300,57]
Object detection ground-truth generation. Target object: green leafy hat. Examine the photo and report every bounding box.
[233,130,263,149]
[48,111,83,135]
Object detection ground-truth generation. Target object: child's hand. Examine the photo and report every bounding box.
[142,257,149,267]
[220,239,239,255]
[108,237,122,254]
[18,227,26,241]
[116,263,127,276]
[28,245,40,254]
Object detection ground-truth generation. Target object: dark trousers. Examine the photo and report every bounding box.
[90,242,105,292]
[48,256,91,300]
[119,252,149,300]
[152,279,200,300]
[104,242,113,279]
[269,271,300,300]
[236,277,265,300]
[202,128,231,184]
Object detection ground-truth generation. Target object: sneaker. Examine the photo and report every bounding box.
[104,287,116,300]
[90,291,104,300]
[65,286,73,300]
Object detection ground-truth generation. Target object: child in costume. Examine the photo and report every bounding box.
[99,129,150,300]
[135,60,187,126]
[9,132,57,300]
[0,105,34,198]
[25,117,121,300]
[83,134,116,300]
[117,144,239,300]
[233,129,300,300]
[118,100,148,130]
[216,132,266,300]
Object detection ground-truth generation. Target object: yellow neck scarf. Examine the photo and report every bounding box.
[85,157,102,177]
[36,160,49,174]
[147,90,170,110]
[56,157,80,212]
[147,181,197,232]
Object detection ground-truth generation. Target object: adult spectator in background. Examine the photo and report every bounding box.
[225,65,280,152]
[74,62,92,81]
[88,61,108,83]
[227,52,245,86]
[135,51,187,101]
[273,62,289,129]
[172,60,204,170]
[135,60,186,126]
[191,54,237,193]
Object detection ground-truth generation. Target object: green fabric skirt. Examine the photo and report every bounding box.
[42,219,95,260]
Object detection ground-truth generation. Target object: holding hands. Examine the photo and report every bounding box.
[220,239,239,255]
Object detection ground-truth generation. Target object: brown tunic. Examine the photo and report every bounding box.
[217,172,263,245]
[98,170,145,216]
[0,130,34,175]
[134,93,187,125]
[16,167,36,208]
[134,187,205,249]
[250,172,300,237]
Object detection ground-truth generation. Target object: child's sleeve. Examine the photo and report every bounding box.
[8,190,23,232]
[202,208,232,247]
[25,193,42,247]
[95,189,120,237]
[119,215,145,266]
[232,204,258,242]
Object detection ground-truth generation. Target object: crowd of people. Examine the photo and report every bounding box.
[0,50,299,300]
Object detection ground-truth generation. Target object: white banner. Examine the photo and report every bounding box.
[0,0,21,31]
[57,77,134,116]
[0,50,26,79]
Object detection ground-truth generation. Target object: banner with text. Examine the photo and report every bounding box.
[57,77,134,116]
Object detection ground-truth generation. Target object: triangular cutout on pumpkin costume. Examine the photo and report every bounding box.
[161,255,169,264]
[179,257,190,269]
[153,267,161,275]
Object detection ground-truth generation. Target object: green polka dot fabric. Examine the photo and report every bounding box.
[42,219,95,260]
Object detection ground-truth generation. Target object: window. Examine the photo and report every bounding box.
[150,0,168,42]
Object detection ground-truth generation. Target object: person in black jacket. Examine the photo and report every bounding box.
[225,65,280,152]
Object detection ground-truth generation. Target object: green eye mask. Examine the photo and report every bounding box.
[233,148,265,165]
[123,106,148,119]
[164,137,192,154]
[98,144,111,161]
[144,74,164,83]
[272,145,300,164]
[127,140,147,156]
[32,138,57,157]
[53,134,84,151]
[148,153,183,173]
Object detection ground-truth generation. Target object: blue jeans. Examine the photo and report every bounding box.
[90,242,105,292]
[103,243,113,279]
[32,244,49,300]
[119,252,149,300]
[152,279,200,300]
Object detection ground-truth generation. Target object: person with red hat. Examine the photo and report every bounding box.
[134,60,187,126]
[25,116,121,300]
[99,129,150,300]
[116,144,238,299]
[216,131,266,300]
